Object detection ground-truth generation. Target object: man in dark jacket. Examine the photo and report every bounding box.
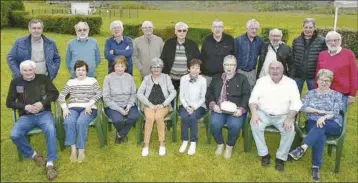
[257,28,293,79]
[161,22,200,90]
[292,18,327,95]
[200,19,235,87]
[7,19,61,80]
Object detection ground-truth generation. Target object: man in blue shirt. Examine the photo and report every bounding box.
[234,19,264,90]
[104,20,134,75]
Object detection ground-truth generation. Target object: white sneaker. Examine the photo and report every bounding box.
[224,145,233,160]
[215,144,224,155]
[142,147,149,157]
[159,146,166,156]
[187,142,196,155]
[179,141,188,153]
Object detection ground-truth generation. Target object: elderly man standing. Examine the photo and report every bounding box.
[161,22,200,90]
[234,19,264,90]
[105,20,134,75]
[316,31,357,113]
[133,21,164,78]
[257,28,293,78]
[66,21,101,78]
[292,18,327,95]
[6,60,59,180]
[200,19,235,87]
[7,19,61,80]
[249,61,302,172]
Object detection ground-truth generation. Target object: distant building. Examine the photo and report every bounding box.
[71,2,90,15]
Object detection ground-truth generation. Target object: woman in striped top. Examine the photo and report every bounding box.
[58,60,102,163]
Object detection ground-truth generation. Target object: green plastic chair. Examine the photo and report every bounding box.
[294,111,347,173]
[12,103,65,161]
[55,100,106,148]
[136,98,178,145]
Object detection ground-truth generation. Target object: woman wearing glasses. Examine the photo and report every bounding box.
[289,69,343,182]
[137,58,177,157]
[65,21,101,78]
[160,22,200,90]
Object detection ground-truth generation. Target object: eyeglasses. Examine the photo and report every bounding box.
[151,66,162,69]
[77,29,88,32]
[223,64,236,67]
[319,79,331,83]
[176,29,187,33]
[326,39,340,43]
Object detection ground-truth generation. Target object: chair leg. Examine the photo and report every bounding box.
[328,144,333,156]
[334,138,345,173]
[137,115,144,145]
[102,117,108,146]
[204,114,211,144]
[243,120,252,152]
[171,112,177,143]
[55,118,66,151]
[108,123,112,132]
[94,117,105,148]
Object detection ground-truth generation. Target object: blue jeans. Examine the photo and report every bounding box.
[179,105,206,142]
[10,111,58,161]
[210,111,246,146]
[294,78,315,95]
[104,106,139,137]
[304,119,342,168]
[63,107,97,149]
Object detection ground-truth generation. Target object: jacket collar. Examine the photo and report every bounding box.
[300,30,318,40]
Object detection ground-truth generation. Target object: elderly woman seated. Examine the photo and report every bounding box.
[103,56,138,144]
[137,58,177,157]
[205,55,250,159]
[289,69,343,182]
[58,60,102,163]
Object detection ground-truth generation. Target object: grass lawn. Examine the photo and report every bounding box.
[1,3,358,181]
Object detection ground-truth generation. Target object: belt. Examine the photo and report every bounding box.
[240,68,255,72]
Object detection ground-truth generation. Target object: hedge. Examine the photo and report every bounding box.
[10,13,102,35]
[316,28,358,58]
[1,1,25,28]
[261,27,289,43]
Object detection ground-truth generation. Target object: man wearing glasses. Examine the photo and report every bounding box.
[315,31,357,113]
[200,19,235,87]
[105,20,134,75]
[133,21,164,78]
[7,19,61,80]
[161,22,200,90]
[65,21,101,78]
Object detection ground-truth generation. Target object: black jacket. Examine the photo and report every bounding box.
[161,37,200,74]
[257,42,293,78]
[200,33,235,76]
[205,73,251,111]
[292,31,327,79]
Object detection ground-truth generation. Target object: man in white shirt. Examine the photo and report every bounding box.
[249,61,302,172]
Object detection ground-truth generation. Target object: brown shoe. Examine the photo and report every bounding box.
[46,165,57,180]
[33,154,46,167]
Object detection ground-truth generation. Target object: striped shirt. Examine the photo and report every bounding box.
[58,77,102,109]
[170,43,188,80]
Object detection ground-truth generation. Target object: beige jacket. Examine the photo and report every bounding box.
[133,35,164,77]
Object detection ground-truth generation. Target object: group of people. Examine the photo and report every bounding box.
[6,17,357,181]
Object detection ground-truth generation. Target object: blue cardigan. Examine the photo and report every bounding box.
[104,36,134,75]
[7,35,61,80]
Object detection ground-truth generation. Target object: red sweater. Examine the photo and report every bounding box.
[315,48,357,96]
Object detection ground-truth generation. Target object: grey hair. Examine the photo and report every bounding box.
[246,19,260,29]
[74,21,90,31]
[110,20,124,30]
[269,28,283,37]
[317,69,334,81]
[142,20,154,28]
[325,31,342,41]
[303,18,316,28]
[20,60,36,70]
[150,57,164,68]
[175,22,188,30]
[223,55,237,65]
[268,60,283,69]
[28,19,44,29]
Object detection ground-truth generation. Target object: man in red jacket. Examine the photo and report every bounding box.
[316,31,357,112]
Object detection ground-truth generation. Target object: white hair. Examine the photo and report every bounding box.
[269,28,283,37]
[175,22,188,30]
[20,60,36,70]
[74,21,89,31]
[246,19,260,29]
[110,20,124,30]
[212,19,224,26]
[269,60,283,69]
[151,57,164,68]
[142,20,154,28]
[325,31,342,41]
[223,55,237,65]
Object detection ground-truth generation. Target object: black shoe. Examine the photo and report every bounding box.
[312,167,321,182]
[289,146,305,160]
[275,158,285,172]
[115,133,122,144]
[122,135,128,143]
[261,154,271,167]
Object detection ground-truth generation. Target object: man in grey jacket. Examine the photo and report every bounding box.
[133,21,164,78]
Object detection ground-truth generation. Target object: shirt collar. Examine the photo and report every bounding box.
[77,37,88,42]
[113,36,124,43]
[31,37,43,44]
[328,47,343,56]
[245,32,257,41]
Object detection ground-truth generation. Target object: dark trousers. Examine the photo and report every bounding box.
[179,105,206,142]
[104,106,139,137]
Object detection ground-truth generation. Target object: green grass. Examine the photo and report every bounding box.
[1,3,358,181]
